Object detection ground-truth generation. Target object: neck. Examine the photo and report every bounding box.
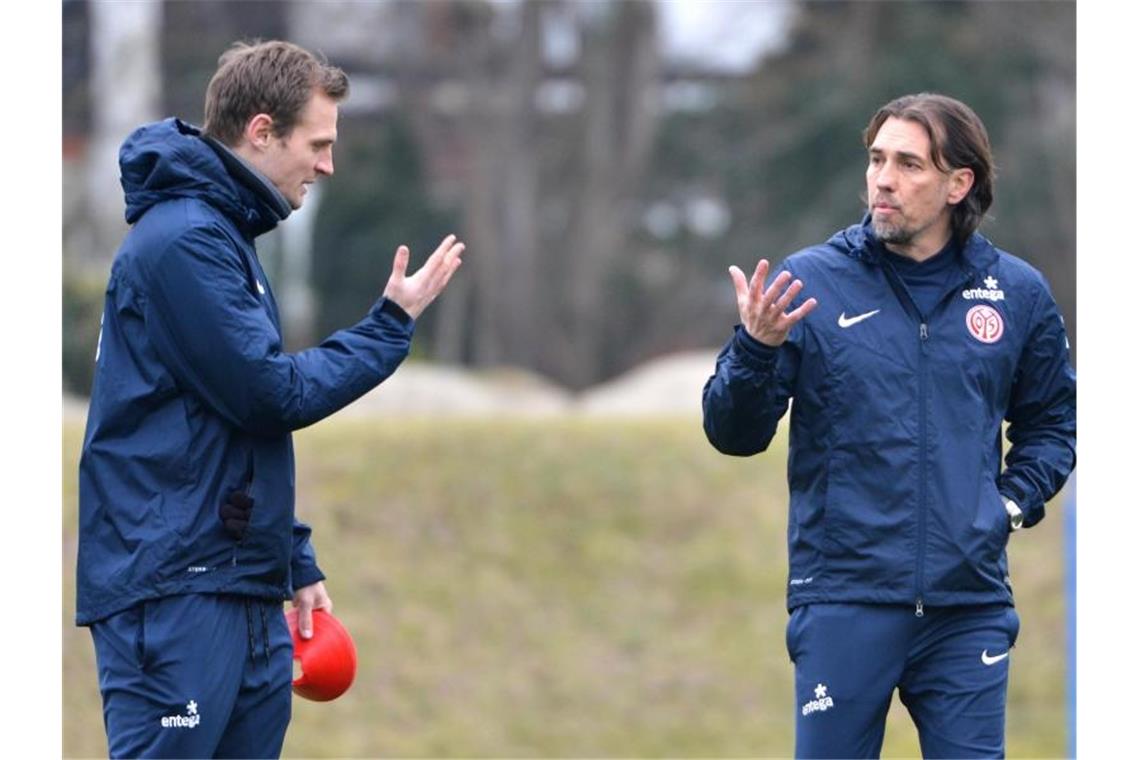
[883,225,953,263]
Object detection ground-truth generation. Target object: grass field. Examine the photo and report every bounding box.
[62,416,1067,757]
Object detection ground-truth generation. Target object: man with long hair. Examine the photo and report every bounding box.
[703,93,1075,757]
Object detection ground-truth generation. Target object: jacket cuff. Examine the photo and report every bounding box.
[731,325,780,369]
[291,563,327,594]
[999,476,1044,528]
[372,296,414,328]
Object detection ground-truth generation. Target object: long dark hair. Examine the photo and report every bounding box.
[863,93,995,245]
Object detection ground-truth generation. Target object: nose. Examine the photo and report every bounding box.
[875,160,897,191]
[316,148,334,177]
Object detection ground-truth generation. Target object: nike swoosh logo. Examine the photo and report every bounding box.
[981,650,1009,666]
[837,309,880,328]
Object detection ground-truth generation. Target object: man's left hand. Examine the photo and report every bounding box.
[292,580,333,640]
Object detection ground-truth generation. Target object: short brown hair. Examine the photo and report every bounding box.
[863,93,995,245]
[203,40,348,146]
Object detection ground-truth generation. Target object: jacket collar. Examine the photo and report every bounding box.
[841,212,999,275]
[199,132,293,224]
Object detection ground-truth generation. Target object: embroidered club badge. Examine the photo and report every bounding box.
[966,304,1004,344]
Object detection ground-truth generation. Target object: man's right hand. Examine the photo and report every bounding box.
[729,259,818,347]
[382,234,466,320]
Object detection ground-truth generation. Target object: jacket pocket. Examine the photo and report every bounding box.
[975,478,1011,556]
[135,601,149,670]
[785,606,807,664]
[1005,606,1021,648]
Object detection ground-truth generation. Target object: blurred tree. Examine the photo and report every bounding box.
[160,0,288,124]
[442,0,544,370]
[62,0,1075,396]
[309,115,454,344]
[62,273,105,397]
[387,0,662,389]
[62,0,90,140]
[636,0,1076,363]
[552,0,662,389]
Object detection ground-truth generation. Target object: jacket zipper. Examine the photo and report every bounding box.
[916,320,929,617]
[879,259,977,618]
[234,452,255,567]
[916,268,980,619]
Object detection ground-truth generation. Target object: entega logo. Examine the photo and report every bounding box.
[962,275,1006,302]
[801,683,835,716]
[161,700,200,729]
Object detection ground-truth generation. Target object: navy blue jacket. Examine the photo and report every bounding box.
[702,218,1076,611]
[77,119,414,625]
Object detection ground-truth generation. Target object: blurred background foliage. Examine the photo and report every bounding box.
[310,116,457,344]
[62,0,1074,395]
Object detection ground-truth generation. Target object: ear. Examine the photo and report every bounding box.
[947,167,975,205]
[243,113,276,151]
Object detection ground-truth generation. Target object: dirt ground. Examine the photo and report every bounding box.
[63,350,721,421]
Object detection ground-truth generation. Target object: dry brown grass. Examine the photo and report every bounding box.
[63,417,1067,757]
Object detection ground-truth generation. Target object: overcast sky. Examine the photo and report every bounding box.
[656,0,796,72]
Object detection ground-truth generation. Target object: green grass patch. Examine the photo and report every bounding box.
[63,417,1066,757]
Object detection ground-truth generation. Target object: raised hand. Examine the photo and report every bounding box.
[382,234,466,319]
[729,259,818,347]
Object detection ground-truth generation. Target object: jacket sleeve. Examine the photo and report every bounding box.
[291,517,327,593]
[142,224,414,437]
[702,323,802,456]
[999,280,1077,528]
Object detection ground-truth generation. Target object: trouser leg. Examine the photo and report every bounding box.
[787,604,912,759]
[899,605,1019,759]
[214,599,294,759]
[90,594,248,759]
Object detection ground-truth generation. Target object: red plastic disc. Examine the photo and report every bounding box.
[285,608,357,701]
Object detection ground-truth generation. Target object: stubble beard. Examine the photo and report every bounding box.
[871,216,914,246]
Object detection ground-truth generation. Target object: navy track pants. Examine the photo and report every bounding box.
[786,603,1020,759]
[90,593,293,759]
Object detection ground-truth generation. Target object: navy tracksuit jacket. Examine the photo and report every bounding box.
[702,218,1076,613]
[77,118,415,627]
[77,118,417,756]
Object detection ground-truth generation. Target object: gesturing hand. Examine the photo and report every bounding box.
[382,234,466,320]
[729,259,818,347]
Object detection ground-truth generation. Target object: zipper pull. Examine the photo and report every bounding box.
[915,598,924,617]
[919,323,929,341]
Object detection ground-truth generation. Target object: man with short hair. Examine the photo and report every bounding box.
[702,93,1075,757]
[77,40,465,758]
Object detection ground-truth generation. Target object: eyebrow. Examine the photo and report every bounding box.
[868,147,927,164]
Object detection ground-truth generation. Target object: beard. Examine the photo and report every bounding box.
[870,215,915,245]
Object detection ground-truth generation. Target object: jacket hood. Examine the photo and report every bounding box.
[119,118,291,238]
[826,213,1000,273]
